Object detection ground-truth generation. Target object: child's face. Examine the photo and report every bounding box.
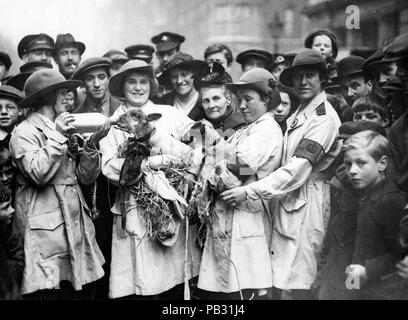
[0,98,21,131]
[344,148,386,190]
[272,92,291,123]
[352,109,386,127]
[0,163,14,190]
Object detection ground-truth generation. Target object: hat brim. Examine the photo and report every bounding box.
[279,62,327,87]
[19,79,82,109]
[6,73,32,91]
[55,42,86,56]
[156,42,179,52]
[236,52,272,65]
[109,65,153,98]
[71,62,111,81]
[158,60,208,86]
[226,80,268,96]
[0,90,24,103]
[331,70,365,83]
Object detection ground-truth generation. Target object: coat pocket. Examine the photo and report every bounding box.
[28,210,69,260]
[275,194,307,240]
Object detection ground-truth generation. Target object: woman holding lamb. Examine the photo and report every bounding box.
[99,59,204,299]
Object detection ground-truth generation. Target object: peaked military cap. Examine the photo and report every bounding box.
[124,44,154,62]
[18,33,54,59]
[151,32,185,52]
[236,48,273,65]
[6,61,53,91]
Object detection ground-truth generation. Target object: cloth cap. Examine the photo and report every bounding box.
[71,57,111,81]
[0,85,24,102]
[384,32,408,60]
[236,48,273,65]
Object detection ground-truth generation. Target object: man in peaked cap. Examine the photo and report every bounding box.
[17,33,54,64]
[103,49,130,76]
[270,53,289,81]
[331,55,373,106]
[124,45,154,64]
[236,48,273,73]
[54,33,86,79]
[0,52,12,84]
[151,31,185,67]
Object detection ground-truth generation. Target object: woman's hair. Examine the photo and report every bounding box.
[277,83,299,111]
[351,93,388,120]
[27,89,59,114]
[342,130,390,161]
[256,80,282,111]
[122,69,158,99]
[204,43,233,65]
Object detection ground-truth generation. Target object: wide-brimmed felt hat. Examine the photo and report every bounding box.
[236,48,273,65]
[18,33,54,59]
[156,52,208,86]
[362,47,401,73]
[125,44,154,62]
[71,57,111,81]
[54,33,85,56]
[226,67,281,109]
[331,55,366,83]
[304,29,338,59]
[19,69,82,108]
[279,49,327,87]
[108,59,154,98]
[0,52,11,70]
[383,32,408,60]
[0,85,24,102]
[151,32,185,53]
[103,49,130,63]
[6,61,53,91]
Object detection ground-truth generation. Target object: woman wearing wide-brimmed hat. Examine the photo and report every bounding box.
[9,69,108,298]
[100,59,202,299]
[221,49,341,299]
[154,52,208,121]
[196,67,283,299]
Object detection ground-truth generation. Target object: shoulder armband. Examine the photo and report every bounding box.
[293,138,325,167]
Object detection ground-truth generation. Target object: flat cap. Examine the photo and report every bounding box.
[339,120,386,139]
[124,45,154,62]
[236,48,273,65]
[71,57,111,81]
[18,33,54,59]
[383,32,408,59]
[0,85,24,102]
[103,49,130,63]
[151,32,185,52]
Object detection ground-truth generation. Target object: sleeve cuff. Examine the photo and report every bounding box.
[245,184,260,200]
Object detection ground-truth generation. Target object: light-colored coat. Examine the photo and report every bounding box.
[9,112,105,295]
[198,112,283,293]
[100,101,202,298]
[246,91,341,290]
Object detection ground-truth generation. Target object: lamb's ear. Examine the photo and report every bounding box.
[146,113,162,122]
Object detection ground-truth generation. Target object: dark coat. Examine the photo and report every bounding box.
[352,178,407,299]
[153,90,206,121]
[208,103,246,135]
[0,220,24,300]
[313,184,360,300]
[388,110,408,194]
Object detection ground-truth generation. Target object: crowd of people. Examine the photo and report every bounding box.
[1,26,408,301]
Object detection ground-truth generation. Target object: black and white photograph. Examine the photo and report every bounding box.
[1,0,408,312]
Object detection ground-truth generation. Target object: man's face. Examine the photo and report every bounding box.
[344,148,386,190]
[200,86,231,122]
[156,48,178,65]
[378,61,398,83]
[292,68,322,104]
[205,52,230,72]
[0,62,8,81]
[83,67,109,100]
[170,67,194,97]
[340,76,371,105]
[25,49,53,63]
[0,98,21,131]
[242,57,267,72]
[56,47,81,75]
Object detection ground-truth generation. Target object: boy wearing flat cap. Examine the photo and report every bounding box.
[54,33,86,79]
[0,85,24,145]
[17,33,54,64]
[72,57,121,117]
[151,31,185,67]
[236,48,273,73]
[222,49,341,299]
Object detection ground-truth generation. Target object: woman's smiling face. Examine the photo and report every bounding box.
[123,72,151,107]
[170,67,195,97]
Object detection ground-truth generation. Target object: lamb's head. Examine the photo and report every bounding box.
[116,109,162,140]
